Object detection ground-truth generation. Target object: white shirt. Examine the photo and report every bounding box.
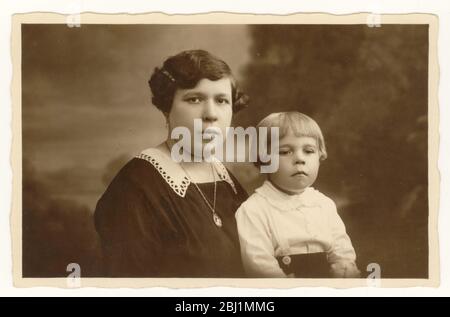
[235,180,358,278]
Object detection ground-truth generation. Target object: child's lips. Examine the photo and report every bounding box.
[292,171,308,177]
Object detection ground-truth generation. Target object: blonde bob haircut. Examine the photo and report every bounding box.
[256,111,328,162]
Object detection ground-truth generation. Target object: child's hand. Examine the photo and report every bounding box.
[330,262,361,278]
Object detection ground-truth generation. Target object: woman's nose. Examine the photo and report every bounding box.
[202,99,218,123]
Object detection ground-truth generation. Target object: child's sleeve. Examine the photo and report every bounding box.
[326,199,361,278]
[235,199,289,278]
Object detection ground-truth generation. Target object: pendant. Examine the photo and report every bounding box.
[213,213,223,227]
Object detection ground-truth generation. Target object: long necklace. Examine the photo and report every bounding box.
[166,142,223,227]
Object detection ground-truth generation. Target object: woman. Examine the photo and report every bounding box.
[94,50,250,277]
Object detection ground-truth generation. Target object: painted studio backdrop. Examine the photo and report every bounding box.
[22,24,428,278]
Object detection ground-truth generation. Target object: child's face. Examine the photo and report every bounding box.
[269,132,320,194]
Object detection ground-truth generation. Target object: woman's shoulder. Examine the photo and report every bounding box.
[222,166,249,200]
[98,148,175,205]
[109,155,163,189]
[94,150,171,228]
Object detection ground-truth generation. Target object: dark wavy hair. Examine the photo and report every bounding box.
[148,50,249,114]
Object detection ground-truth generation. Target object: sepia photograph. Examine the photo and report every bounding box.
[11,12,439,288]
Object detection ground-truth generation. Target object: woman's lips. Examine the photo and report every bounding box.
[202,127,221,134]
[201,127,221,140]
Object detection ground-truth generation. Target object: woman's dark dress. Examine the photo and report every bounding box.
[94,152,248,277]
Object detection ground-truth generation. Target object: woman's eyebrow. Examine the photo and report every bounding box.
[182,91,231,99]
[215,93,231,97]
[182,91,206,97]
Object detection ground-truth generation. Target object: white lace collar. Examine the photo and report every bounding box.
[255,180,323,211]
[136,147,237,198]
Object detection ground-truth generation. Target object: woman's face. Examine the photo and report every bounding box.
[168,77,233,157]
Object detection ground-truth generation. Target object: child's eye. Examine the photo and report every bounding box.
[304,148,316,154]
[279,150,292,155]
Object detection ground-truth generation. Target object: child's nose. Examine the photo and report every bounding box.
[294,152,305,164]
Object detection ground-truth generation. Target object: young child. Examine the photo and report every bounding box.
[236,112,360,278]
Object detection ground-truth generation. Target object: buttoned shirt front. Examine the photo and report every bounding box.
[235,180,357,278]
